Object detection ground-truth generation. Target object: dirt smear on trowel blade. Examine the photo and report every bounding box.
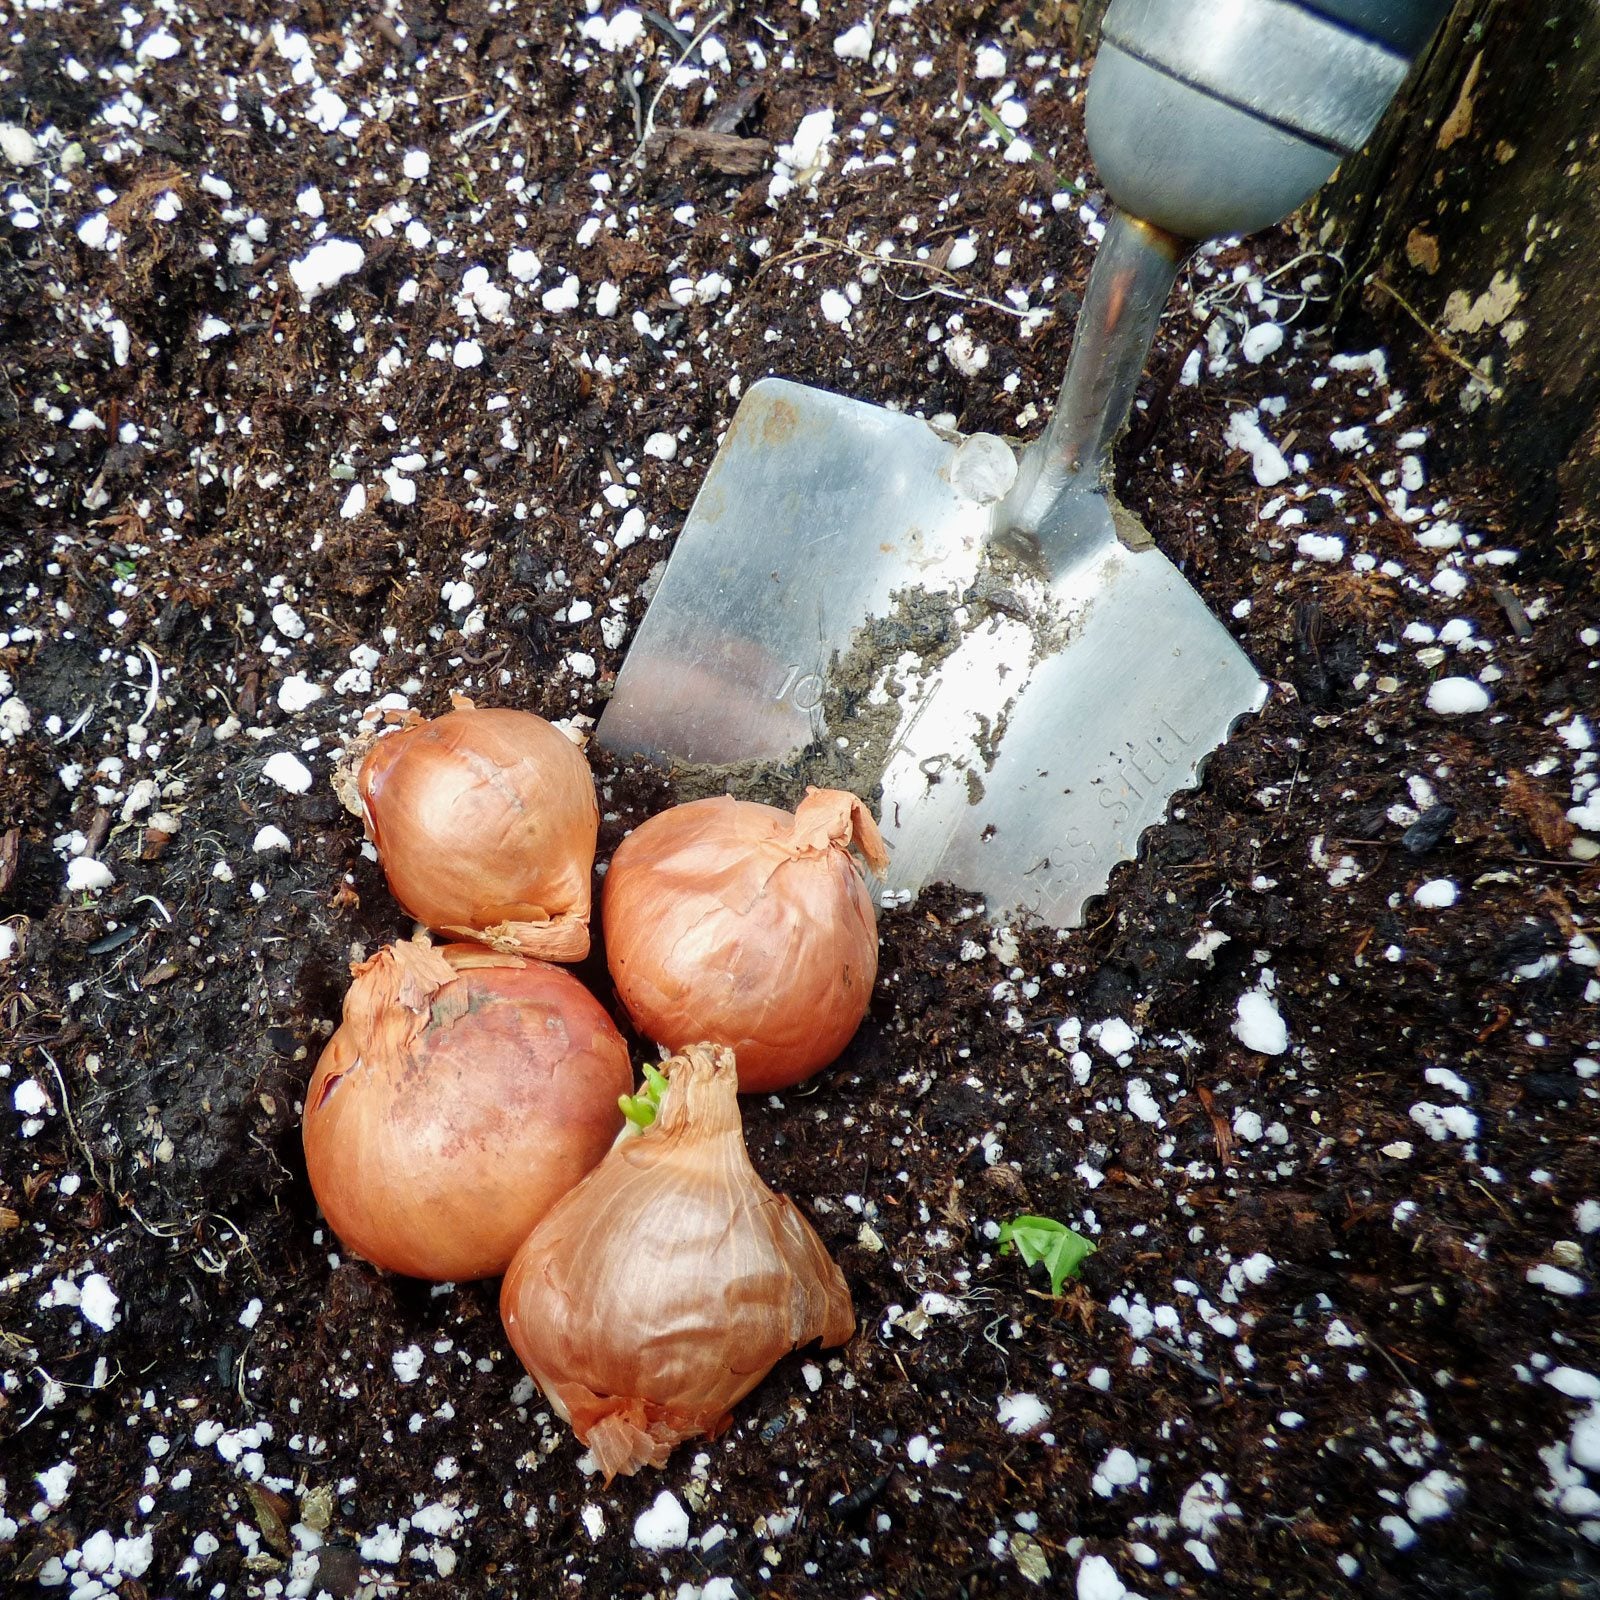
[667,551,1073,816]
[665,583,963,809]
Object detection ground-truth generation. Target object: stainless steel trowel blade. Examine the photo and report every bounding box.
[596,376,1265,929]
[597,378,1012,766]
[874,526,1267,928]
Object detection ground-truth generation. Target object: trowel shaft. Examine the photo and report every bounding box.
[1004,213,1187,549]
[1006,0,1451,544]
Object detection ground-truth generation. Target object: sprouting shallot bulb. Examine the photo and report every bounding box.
[602,788,888,1093]
[358,704,598,961]
[501,1042,853,1480]
[302,935,631,1281]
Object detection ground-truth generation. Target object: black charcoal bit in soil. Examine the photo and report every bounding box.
[1403,804,1458,854]
[1,7,1596,1600]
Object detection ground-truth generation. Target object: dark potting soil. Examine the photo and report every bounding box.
[2,6,1597,1600]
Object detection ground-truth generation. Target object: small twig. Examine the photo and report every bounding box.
[127,1204,261,1279]
[1469,1178,1514,1221]
[236,1328,257,1407]
[1351,465,1410,531]
[640,8,692,53]
[1145,1335,1223,1387]
[631,7,729,164]
[38,1047,99,1190]
[827,1471,893,1520]
[452,105,509,146]
[1191,247,1344,334]
[1369,277,1503,398]
[619,68,645,142]
[125,1206,187,1240]
[136,643,161,729]
[53,704,93,744]
[756,235,1044,325]
[878,276,1043,324]
[209,1212,263,1279]
[1367,1338,1418,1391]
[1492,584,1533,640]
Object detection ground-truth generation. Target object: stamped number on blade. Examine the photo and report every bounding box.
[773,665,826,711]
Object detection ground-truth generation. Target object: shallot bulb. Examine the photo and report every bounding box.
[358,704,599,961]
[500,1043,853,1481]
[601,788,888,1092]
[302,935,631,1281]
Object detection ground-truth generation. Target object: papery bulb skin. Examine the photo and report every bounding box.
[358,705,599,961]
[602,788,887,1092]
[500,1043,853,1481]
[303,936,631,1280]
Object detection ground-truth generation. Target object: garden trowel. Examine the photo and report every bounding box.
[598,0,1449,928]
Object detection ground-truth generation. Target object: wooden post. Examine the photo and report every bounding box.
[1015,0,1107,54]
[1308,0,1600,577]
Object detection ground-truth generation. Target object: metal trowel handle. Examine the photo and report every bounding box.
[1088,0,1452,243]
[1005,0,1449,545]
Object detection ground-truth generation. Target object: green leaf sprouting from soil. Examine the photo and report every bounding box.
[997,1214,1096,1297]
[974,106,1084,196]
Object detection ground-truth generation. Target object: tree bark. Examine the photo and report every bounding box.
[1309,0,1600,576]
[1016,0,1107,54]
